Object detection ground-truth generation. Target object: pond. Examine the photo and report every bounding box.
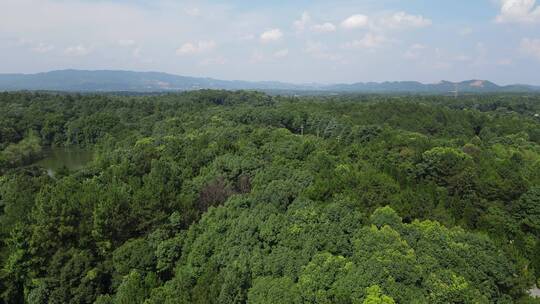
[531,286,540,298]
[35,147,94,177]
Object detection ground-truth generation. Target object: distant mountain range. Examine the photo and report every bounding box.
[1,70,539,94]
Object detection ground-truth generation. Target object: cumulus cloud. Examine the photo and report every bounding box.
[65,45,91,56]
[459,27,473,36]
[341,14,369,29]
[176,40,216,55]
[497,58,513,65]
[404,43,427,59]
[496,0,540,23]
[249,52,265,63]
[274,49,289,58]
[433,61,452,69]
[32,42,55,53]
[238,34,255,41]
[117,39,136,47]
[117,39,142,58]
[379,12,432,29]
[292,13,336,33]
[185,8,201,17]
[340,12,430,31]
[176,43,198,55]
[305,41,324,55]
[343,33,387,49]
[305,41,340,61]
[411,43,427,49]
[248,49,289,63]
[1,0,536,83]
[474,42,488,63]
[520,38,540,60]
[455,55,473,62]
[312,22,337,33]
[293,12,311,32]
[200,56,227,66]
[132,47,142,58]
[260,29,283,43]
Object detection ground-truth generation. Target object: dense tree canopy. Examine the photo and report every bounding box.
[1,91,540,303]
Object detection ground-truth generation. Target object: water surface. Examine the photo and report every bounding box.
[530,286,540,298]
[35,147,94,176]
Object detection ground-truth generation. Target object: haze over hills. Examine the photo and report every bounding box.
[0,70,539,94]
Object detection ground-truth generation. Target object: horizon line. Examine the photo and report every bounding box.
[1,68,539,87]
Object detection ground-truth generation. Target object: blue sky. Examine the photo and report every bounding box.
[1,0,540,84]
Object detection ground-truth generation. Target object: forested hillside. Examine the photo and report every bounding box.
[1,91,540,303]
[1,70,539,93]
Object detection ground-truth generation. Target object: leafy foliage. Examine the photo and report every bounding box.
[1,91,540,303]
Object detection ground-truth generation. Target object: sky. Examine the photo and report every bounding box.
[1,0,540,85]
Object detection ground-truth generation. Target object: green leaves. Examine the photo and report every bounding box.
[0,130,42,169]
[297,253,351,303]
[361,285,395,304]
[248,276,299,304]
[514,187,540,236]
[369,206,402,229]
[114,271,159,304]
[1,91,540,303]
[417,147,474,186]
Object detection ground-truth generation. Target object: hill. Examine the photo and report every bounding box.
[1,70,539,93]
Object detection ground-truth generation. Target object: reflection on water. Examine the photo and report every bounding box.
[35,147,94,177]
[530,286,540,298]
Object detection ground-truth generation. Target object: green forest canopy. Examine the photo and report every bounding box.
[1,91,540,303]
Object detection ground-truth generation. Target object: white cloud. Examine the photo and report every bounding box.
[434,61,452,69]
[239,34,255,41]
[467,42,488,66]
[520,38,540,60]
[32,42,54,53]
[497,58,513,65]
[305,41,340,60]
[200,56,227,66]
[1,0,534,83]
[426,42,487,67]
[117,40,141,57]
[274,49,289,58]
[294,13,336,33]
[434,47,445,60]
[176,40,216,55]
[249,52,265,63]
[12,38,32,47]
[293,12,311,32]
[475,42,487,57]
[185,8,201,17]
[65,45,91,56]
[260,29,283,43]
[411,43,427,50]
[196,41,216,52]
[312,22,337,33]
[341,11,431,32]
[248,49,289,63]
[132,47,141,58]
[496,0,540,23]
[177,43,197,55]
[459,27,473,36]
[455,55,473,62]
[117,39,136,47]
[343,33,387,49]
[404,43,427,59]
[341,14,369,29]
[379,12,432,29]
[305,41,323,54]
